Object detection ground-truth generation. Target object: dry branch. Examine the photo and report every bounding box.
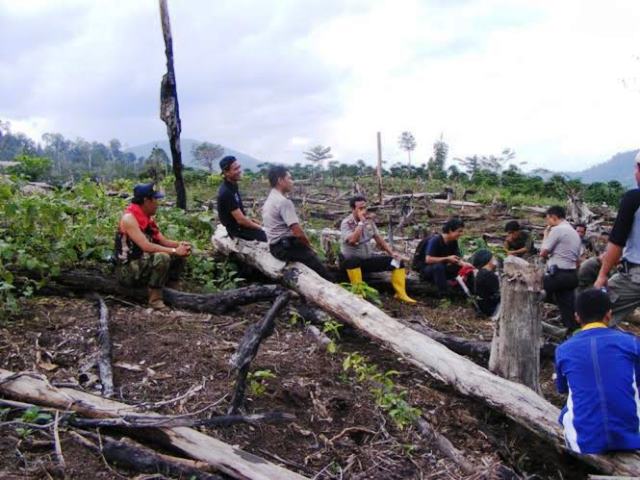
[0,369,307,480]
[91,294,114,398]
[211,225,640,476]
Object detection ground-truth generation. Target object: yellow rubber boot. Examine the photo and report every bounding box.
[391,268,417,304]
[346,267,363,286]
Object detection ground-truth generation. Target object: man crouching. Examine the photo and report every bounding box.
[114,183,191,310]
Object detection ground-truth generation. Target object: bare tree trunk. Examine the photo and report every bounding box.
[159,0,187,210]
[489,256,544,393]
[376,132,383,204]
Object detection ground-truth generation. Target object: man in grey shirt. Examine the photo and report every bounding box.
[541,205,581,331]
[262,166,332,280]
[340,195,416,304]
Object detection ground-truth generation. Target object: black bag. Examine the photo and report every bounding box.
[411,235,432,272]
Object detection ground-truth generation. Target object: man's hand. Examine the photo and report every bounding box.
[357,209,368,223]
[175,243,191,257]
[594,274,608,289]
[447,255,461,264]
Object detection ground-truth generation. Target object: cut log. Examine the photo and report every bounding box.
[91,294,114,398]
[489,257,544,393]
[228,292,291,414]
[69,430,225,480]
[211,225,640,476]
[29,269,283,314]
[0,369,307,480]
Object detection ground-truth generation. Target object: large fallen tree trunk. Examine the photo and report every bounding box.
[22,269,283,314]
[211,225,640,476]
[0,369,307,480]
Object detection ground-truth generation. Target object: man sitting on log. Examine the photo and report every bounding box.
[340,195,416,304]
[418,218,472,295]
[541,205,581,332]
[262,166,333,280]
[217,155,266,242]
[114,183,191,310]
[503,220,535,257]
[555,288,640,454]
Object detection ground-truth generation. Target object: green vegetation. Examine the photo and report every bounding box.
[247,369,277,397]
[339,281,382,306]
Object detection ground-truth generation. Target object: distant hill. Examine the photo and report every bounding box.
[567,149,639,186]
[125,139,263,172]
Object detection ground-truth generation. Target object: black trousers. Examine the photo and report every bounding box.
[342,255,399,273]
[270,237,333,280]
[419,263,460,293]
[544,269,579,331]
[228,226,267,242]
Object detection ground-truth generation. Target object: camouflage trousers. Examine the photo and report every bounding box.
[115,253,185,289]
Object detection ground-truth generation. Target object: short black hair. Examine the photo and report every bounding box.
[443,217,464,233]
[505,220,521,232]
[349,195,367,209]
[131,197,144,205]
[546,205,566,219]
[575,223,587,230]
[267,165,289,187]
[575,288,612,324]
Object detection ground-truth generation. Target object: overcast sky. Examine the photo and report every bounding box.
[1,0,639,171]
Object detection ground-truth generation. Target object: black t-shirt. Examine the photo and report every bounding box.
[610,189,640,248]
[424,234,460,258]
[217,180,245,232]
[473,269,500,316]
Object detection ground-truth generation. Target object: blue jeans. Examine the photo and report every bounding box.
[420,263,460,293]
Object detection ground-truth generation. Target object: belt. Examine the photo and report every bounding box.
[622,259,640,272]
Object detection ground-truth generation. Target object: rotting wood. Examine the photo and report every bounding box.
[228,292,291,414]
[489,257,544,393]
[416,417,475,475]
[0,369,308,480]
[91,294,114,398]
[211,225,640,476]
[69,430,225,480]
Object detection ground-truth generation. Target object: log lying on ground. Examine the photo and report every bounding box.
[26,269,283,314]
[0,369,307,480]
[211,225,640,476]
[69,430,225,480]
[91,294,114,398]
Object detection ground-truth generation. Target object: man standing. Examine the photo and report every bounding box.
[262,166,332,280]
[217,155,266,242]
[595,151,640,325]
[115,183,191,310]
[340,195,416,304]
[555,288,640,454]
[540,205,581,331]
[504,220,535,257]
[419,218,472,295]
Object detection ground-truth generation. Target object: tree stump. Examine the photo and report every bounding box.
[489,256,544,393]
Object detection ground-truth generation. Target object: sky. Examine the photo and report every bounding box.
[1,0,640,172]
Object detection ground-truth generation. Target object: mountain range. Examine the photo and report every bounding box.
[127,139,639,186]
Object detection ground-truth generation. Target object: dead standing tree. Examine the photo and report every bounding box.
[489,256,544,393]
[159,0,187,210]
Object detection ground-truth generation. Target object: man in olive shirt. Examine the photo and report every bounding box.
[504,220,535,257]
[340,195,416,304]
[216,156,266,242]
[262,166,332,280]
[541,205,582,331]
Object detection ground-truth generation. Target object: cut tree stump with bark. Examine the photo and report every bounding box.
[211,224,640,476]
[0,369,307,480]
[489,256,544,393]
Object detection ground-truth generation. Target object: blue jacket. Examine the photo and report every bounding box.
[555,327,640,454]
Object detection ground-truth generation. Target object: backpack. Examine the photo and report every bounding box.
[411,235,433,272]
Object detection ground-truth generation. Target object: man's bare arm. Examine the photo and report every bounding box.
[594,242,623,288]
[290,223,312,247]
[231,208,262,230]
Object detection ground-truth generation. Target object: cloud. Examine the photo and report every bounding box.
[1,0,639,172]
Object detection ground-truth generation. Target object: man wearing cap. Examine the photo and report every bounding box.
[114,183,191,310]
[595,150,640,325]
[470,249,500,316]
[216,155,266,242]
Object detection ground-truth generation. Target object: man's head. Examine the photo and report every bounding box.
[268,165,293,193]
[575,223,587,238]
[220,155,241,182]
[635,150,640,187]
[505,220,521,242]
[349,195,367,218]
[575,288,612,326]
[471,249,494,270]
[132,183,164,215]
[545,205,566,226]
[443,217,465,240]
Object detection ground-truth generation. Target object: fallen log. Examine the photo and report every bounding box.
[416,417,475,475]
[25,269,283,314]
[69,430,225,480]
[0,369,307,480]
[91,294,114,398]
[228,292,291,414]
[211,225,640,476]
